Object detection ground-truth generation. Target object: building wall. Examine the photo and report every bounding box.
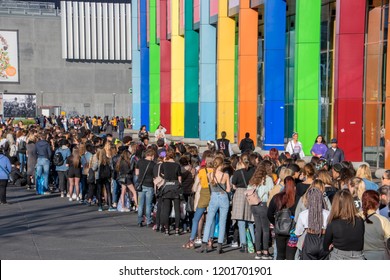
[0,15,132,117]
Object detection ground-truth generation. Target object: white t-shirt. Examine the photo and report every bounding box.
[295,209,330,236]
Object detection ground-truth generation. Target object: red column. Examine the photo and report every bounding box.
[334,0,366,161]
[160,0,171,133]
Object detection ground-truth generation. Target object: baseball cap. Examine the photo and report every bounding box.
[330,138,337,143]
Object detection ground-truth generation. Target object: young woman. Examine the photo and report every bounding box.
[93,149,115,212]
[295,183,330,260]
[182,156,213,249]
[324,189,365,260]
[360,190,390,260]
[231,154,256,253]
[296,163,316,200]
[248,161,274,259]
[286,132,305,160]
[348,177,366,211]
[66,148,82,201]
[116,150,137,212]
[197,156,231,254]
[356,164,378,191]
[160,150,182,235]
[267,176,298,260]
[138,125,149,141]
[310,135,328,159]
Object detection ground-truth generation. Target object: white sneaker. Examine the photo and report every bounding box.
[231,241,239,248]
[69,198,73,202]
[194,238,202,245]
[61,193,64,198]
[76,197,80,202]
[66,193,70,198]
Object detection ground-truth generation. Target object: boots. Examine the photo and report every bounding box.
[217,243,224,254]
[196,243,208,253]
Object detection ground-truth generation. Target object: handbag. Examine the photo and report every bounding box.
[87,167,95,184]
[153,163,165,189]
[245,188,262,206]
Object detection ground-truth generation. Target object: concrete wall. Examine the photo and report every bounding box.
[0,14,132,117]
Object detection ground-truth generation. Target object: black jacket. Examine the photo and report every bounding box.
[239,137,255,154]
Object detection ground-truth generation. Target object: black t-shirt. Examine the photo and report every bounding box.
[323,218,365,252]
[296,182,310,199]
[161,161,181,181]
[136,159,156,187]
[231,167,255,188]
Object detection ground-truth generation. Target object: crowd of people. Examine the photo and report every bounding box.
[0,119,389,260]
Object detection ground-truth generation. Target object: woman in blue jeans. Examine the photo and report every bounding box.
[182,156,214,249]
[197,156,231,254]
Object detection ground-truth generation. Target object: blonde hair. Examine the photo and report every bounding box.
[278,167,294,182]
[316,170,333,186]
[356,164,372,180]
[348,177,366,201]
[302,179,325,208]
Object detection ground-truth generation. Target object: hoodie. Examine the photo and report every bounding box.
[239,137,255,154]
[35,140,52,160]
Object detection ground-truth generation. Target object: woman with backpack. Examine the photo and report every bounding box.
[267,176,298,260]
[116,149,137,212]
[93,148,115,212]
[66,148,82,201]
[323,189,365,260]
[197,156,231,254]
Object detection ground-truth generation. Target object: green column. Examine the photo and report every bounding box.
[184,0,200,138]
[149,0,161,131]
[294,0,321,155]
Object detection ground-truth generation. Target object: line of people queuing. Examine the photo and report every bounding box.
[0,121,389,260]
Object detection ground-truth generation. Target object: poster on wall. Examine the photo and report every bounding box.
[3,93,36,118]
[0,30,19,83]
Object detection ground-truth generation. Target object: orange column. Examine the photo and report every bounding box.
[385,15,390,168]
[238,0,258,144]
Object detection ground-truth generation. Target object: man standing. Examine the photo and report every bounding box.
[217,131,233,157]
[118,117,125,141]
[239,132,255,154]
[324,138,344,166]
[35,133,52,194]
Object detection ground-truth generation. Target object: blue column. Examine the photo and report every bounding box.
[199,0,217,141]
[263,0,286,150]
[140,0,150,129]
[132,0,141,129]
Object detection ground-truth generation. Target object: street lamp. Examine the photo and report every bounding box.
[40,90,44,108]
[112,92,116,117]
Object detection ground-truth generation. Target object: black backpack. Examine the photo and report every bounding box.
[53,151,64,166]
[274,208,295,236]
[99,163,111,179]
[18,140,27,153]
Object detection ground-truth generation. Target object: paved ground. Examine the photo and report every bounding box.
[0,185,256,260]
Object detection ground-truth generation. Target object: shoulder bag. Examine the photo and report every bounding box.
[135,161,151,192]
[153,163,165,189]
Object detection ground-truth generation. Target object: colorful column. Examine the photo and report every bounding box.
[149,0,161,131]
[238,0,258,144]
[199,0,217,141]
[294,0,321,155]
[140,0,150,129]
[217,0,235,141]
[334,0,366,162]
[171,0,185,136]
[184,0,200,138]
[131,0,141,129]
[263,0,286,150]
[160,0,171,134]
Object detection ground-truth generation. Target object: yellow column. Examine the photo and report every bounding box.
[171,0,185,136]
[217,0,235,141]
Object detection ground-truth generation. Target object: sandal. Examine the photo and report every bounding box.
[182,240,195,249]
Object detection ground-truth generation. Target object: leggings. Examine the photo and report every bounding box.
[97,179,112,207]
[161,197,180,230]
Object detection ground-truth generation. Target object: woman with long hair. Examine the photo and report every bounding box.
[310,135,328,159]
[182,156,214,249]
[66,148,82,201]
[248,161,274,259]
[160,150,182,235]
[356,164,378,191]
[360,190,390,260]
[94,148,115,212]
[116,150,137,212]
[197,156,231,254]
[267,176,298,260]
[295,182,330,260]
[296,163,316,199]
[231,154,256,253]
[324,189,365,260]
[348,177,366,211]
